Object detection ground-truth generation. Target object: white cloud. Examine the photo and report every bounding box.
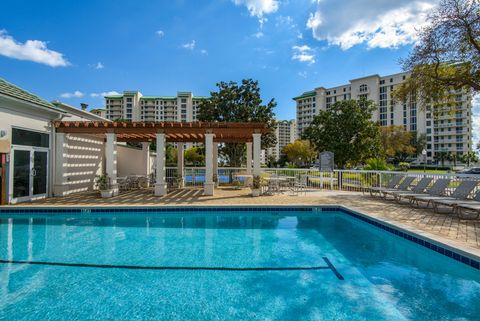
[156,30,165,37]
[60,91,84,98]
[253,31,264,38]
[90,91,120,98]
[472,94,480,149]
[298,71,307,78]
[306,0,437,50]
[182,40,196,50]
[292,45,315,64]
[0,30,69,67]
[233,0,279,17]
[200,49,208,55]
[89,62,104,69]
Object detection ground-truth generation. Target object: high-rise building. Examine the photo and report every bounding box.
[294,72,473,163]
[105,91,209,122]
[267,120,297,161]
[90,108,107,118]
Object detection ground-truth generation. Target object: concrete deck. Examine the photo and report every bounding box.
[8,187,480,256]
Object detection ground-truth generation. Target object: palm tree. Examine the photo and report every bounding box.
[434,151,449,168]
[461,151,479,168]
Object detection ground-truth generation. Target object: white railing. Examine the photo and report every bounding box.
[161,167,480,194]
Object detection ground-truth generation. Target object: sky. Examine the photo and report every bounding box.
[0,0,478,145]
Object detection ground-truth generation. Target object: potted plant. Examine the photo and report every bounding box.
[251,175,262,197]
[95,174,113,198]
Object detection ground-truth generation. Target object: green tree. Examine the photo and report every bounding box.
[447,152,460,167]
[435,150,449,167]
[197,79,276,167]
[461,151,479,167]
[184,147,204,165]
[380,125,416,162]
[302,99,382,168]
[282,140,316,167]
[395,0,479,109]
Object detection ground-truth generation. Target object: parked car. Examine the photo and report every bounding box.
[457,167,480,175]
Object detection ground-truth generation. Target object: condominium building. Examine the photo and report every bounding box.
[105,91,209,122]
[90,108,107,118]
[294,72,473,163]
[267,120,297,161]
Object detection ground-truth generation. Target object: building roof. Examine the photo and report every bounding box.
[104,95,123,99]
[0,78,65,113]
[90,108,106,112]
[140,96,176,100]
[292,91,316,100]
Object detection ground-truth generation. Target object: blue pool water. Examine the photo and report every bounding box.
[0,208,479,320]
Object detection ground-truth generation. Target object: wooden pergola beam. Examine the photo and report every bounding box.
[55,121,269,143]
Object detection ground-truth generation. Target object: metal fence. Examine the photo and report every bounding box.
[163,167,480,194]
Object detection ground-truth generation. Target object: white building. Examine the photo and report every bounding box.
[294,72,473,162]
[0,79,157,204]
[267,120,297,161]
[90,108,107,118]
[105,91,209,122]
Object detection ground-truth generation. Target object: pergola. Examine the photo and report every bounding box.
[54,121,270,196]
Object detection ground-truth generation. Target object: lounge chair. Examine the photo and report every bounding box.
[400,179,451,205]
[426,180,479,213]
[413,180,477,211]
[379,176,416,198]
[453,190,480,219]
[368,175,402,197]
[390,177,433,202]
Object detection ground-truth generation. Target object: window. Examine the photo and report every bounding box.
[12,128,49,148]
[126,97,132,103]
[359,84,368,93]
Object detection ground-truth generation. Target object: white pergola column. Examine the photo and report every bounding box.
[213,142,218,184]
[155,133,167,196]
[204,133,215,196]
[253,133,262,177]
[53,132,68,197]
[177,143,185,188]
[246,142,252,175]
[105,133,119,196]
[142,142,150,176]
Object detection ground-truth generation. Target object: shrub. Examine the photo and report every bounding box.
[95,174,110,191]
[398,162,410,172]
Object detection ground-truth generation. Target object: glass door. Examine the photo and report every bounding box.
[33,150,48,196]
[11,148,49,202]
[13,149,31,199]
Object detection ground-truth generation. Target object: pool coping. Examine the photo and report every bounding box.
[0,204,479,270]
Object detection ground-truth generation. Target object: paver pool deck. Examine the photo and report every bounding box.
[7,187,480,257]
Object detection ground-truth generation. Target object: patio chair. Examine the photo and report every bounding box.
[411,179,477,211]
[452,189,480,219]
[394,178,450,204]
[368,175,402,197]
[379,176,416,199]
[423,180,478,213]
[118,178,130,192]
[293,175,308,195]
[390,177,433,202]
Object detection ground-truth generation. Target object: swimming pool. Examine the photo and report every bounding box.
[0,206,479,320]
